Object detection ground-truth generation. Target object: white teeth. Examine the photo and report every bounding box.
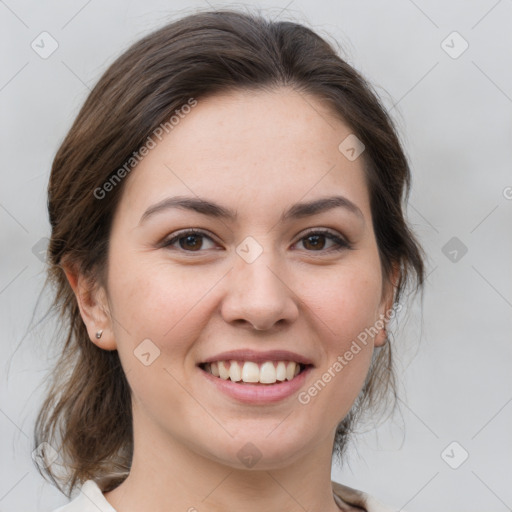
[218,361,229,380]
[229,360,242,382]
[276,361,287,381]
[203,360,304,384]
[242,361,260,382]
[286,361,296,381]
[259,361,277,384]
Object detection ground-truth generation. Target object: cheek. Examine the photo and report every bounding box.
[105,258,212,421]
[107,255,221,355]
[298,261,382,410]
[306,261,383,346]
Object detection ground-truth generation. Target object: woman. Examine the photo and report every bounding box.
[35,9,424,512]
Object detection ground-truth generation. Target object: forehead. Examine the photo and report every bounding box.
[116,87,371,225]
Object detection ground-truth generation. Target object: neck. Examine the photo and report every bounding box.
[103,414,342,512]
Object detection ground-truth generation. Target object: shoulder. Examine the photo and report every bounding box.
[50,480,117,512]
[331,480,401,512]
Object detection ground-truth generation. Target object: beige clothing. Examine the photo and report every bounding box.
[52,479,397,512]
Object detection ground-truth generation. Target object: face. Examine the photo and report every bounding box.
[79,87,394,470]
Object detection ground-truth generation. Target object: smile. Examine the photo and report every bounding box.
[200,360,308,384]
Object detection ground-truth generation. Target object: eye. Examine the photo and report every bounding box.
[294,229,351,252]
[161,229,218,252]
[161,228,351,254]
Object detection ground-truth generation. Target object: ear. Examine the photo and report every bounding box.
[63,264,117,351]
[374,262,400,347]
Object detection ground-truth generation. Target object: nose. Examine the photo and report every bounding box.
[220,248,299,331]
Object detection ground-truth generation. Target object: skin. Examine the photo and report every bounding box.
[65,87,397,512]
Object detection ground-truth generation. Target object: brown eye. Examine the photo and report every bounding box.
[162,230,217,252]
[179,234,204,251]
[296,230,351,252]
[302,234,327,250]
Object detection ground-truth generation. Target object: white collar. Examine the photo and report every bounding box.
[55,479,397,512]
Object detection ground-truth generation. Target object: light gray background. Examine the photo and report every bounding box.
[1,1,511,511]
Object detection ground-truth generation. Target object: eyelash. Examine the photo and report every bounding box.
[161,228,352,253]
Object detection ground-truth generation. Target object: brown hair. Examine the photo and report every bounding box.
[34,8,424,497]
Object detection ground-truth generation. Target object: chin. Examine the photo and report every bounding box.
[205,429,318,471]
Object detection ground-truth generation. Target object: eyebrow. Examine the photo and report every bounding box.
[139,194,364,225]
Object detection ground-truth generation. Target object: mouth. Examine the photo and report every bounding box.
[198,360,311,385]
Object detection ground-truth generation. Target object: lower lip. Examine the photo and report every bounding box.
[200,366,312,404]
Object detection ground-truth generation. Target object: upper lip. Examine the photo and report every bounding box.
[200,349,314,366]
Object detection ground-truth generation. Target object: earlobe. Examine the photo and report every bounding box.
[62,265,117,351]
[373,325,387,347]
[374,263,400,347]
[374,298,393,347]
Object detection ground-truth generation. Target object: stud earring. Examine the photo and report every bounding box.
[95,330,103,339]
